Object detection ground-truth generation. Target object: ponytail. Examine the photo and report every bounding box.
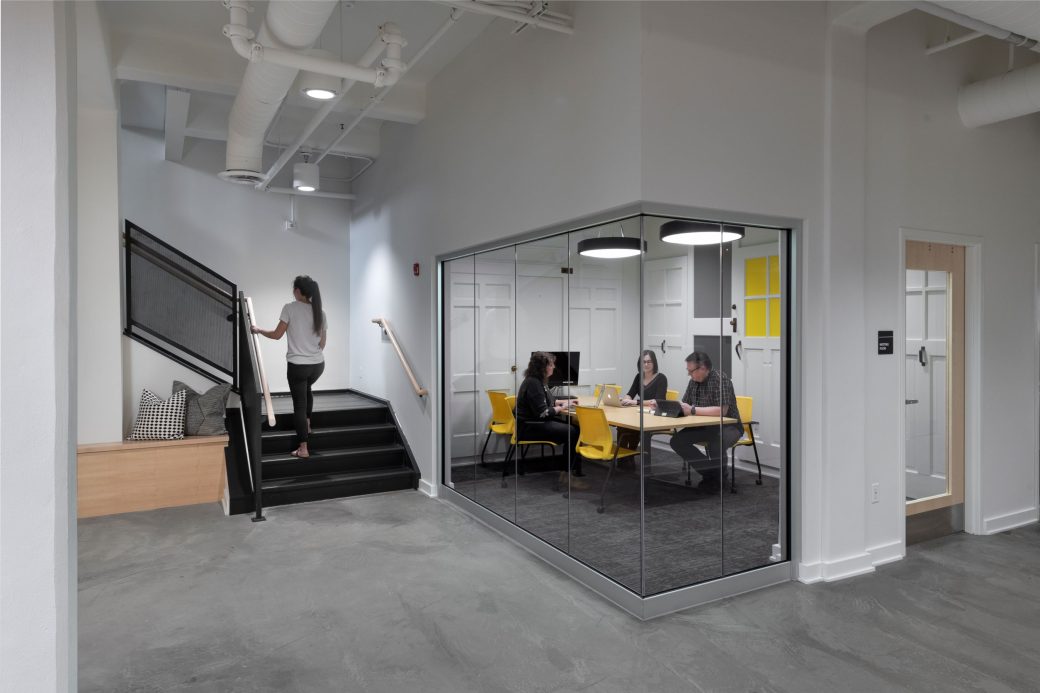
[293,275,324,335]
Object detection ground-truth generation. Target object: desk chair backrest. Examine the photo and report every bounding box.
[487,390,514,434]
[573,406,613,459]
[666,389,679,401]
[504,395,519,443]
[592,384,622,400]
[735,395,753,441]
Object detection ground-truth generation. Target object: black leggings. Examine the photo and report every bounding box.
[287,361,325,445]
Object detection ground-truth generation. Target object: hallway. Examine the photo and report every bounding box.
[79,492,1040,692]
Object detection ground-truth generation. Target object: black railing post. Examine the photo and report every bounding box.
[237,293,265,522]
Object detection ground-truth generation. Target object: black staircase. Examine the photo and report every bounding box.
[256,393,420,508]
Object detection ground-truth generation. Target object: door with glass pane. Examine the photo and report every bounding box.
[905,240,964,528]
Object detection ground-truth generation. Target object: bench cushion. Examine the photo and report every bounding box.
[174,380,231,436]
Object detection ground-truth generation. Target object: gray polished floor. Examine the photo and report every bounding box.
[79,492,1040,692]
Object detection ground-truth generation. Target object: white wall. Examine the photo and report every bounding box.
[350,2,643,493]
[115,128,352,433]
[1,2,76,689]
[863,11,1040,542]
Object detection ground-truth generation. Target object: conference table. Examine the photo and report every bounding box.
[571,396,737,432]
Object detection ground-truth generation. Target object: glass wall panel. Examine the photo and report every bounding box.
[722,227,785,576]
[565,219,644,592]
[512,237,572,552]
[443,255,478,504]
[441,209,789,601]
[471,246,518,520]
[640,216,724,594]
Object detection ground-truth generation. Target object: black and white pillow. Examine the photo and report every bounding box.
[173,381,231,436]
[128,388,186,440]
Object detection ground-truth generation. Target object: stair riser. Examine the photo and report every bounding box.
[263,451,406,479]
[260,428,397,455]
[263,473,418,507]
[268,408,389,431]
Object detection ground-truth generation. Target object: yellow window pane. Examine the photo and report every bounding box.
[769,255,780,295]
[769,298,781,337]
[745,258,767,295]
[746,299,767,337]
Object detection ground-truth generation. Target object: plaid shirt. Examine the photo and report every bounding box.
[682,369,742,430]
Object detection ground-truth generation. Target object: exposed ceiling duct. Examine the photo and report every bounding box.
[219,0,405,185]
[915,2,1040,128]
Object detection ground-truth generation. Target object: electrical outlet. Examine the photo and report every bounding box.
[871,482,880,504]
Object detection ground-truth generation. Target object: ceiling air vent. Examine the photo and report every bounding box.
[218,169,265,185]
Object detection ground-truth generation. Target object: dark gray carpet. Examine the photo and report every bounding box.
[451,447,781,595]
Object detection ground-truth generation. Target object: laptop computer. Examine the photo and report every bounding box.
[653,399,684,418]
[600,387,624,408]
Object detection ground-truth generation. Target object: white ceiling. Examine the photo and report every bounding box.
[101,0,498,159]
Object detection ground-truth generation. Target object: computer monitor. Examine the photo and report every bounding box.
[535,351,579,386]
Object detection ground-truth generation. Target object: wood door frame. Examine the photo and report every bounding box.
[898,228,982,536]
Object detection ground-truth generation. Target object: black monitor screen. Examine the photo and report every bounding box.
[535,351,579,386]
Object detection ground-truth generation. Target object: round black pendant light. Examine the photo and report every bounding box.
[660,220,745,245]
[576,236,645,258]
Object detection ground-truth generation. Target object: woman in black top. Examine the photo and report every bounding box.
[516,351,584,477]
[621,350,668,406]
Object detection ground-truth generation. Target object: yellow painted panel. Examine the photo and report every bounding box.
[769,298,781,337]
[769,255,780,295]
[745,258,767,296]
[746,299,767,337]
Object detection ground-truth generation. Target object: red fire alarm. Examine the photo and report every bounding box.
[413,262,420,277]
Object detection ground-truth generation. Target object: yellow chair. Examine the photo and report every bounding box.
[479,390,513,466]
[592,384,622,400]
[573,406,640,513]
[728,395,763,492]
[666,389,679,401]
[500,395,562,487]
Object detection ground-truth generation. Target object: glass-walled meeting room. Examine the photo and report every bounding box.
[439,208,792,610]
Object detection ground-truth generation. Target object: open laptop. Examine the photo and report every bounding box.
[653,399,684,418]
[600,387,624,408]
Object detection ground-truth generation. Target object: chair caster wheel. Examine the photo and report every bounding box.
[597,507,605,514]
[756,480,763,485]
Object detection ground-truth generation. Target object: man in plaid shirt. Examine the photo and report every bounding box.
[669,351,743,493]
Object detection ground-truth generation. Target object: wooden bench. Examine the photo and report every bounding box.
[77,436,229,518]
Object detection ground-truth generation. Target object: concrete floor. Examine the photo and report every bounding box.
[79,492,1040,693]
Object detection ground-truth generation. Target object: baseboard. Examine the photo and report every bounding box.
[419,479,438,498]
[797,552,874,583]
[983,507,1038,534]
[867,539,904,567]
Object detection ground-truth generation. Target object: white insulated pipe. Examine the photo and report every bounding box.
[959,61,1040,127]
[222,1,406,180]
[257,31,391,189]
[224,0,339,176]
[914,2,1039,52]
[436,0,573,34]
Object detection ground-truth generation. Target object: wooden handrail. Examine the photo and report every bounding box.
[372,317,428,397]
[244,296,277,426]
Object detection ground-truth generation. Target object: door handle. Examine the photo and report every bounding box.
[905,399,919,405]
[660,339,666,352]
[735,340,742,361]
[918,346,927,367]
[729,317,738,333]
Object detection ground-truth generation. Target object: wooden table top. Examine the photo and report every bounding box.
[570,396,737,432]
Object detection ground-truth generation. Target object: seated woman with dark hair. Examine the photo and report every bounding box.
[516,351,585,481]
[620,350,668,406]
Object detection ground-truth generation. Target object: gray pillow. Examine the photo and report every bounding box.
[173,381,231,436]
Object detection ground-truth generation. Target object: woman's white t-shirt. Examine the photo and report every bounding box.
[279,301,326,365]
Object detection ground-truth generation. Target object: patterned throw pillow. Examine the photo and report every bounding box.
[128,389,186,440]
[173,381,231,436]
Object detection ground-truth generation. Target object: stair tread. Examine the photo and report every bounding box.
[262,443,404,464]
[262,467,414,490]
[261,423,396,439]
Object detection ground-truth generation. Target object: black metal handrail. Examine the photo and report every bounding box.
[238,292,270,522]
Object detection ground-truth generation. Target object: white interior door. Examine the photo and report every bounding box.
[569,275,623,389]
[644,255,689,391]
[731,243,782,469]
[905,269,948,500]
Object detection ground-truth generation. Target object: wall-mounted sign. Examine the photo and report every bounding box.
[877,330,894,355]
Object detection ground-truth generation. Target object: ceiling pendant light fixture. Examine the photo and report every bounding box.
[577,224,645,259]
[659,220,745,245]
[299,49,342,100]
[293,156,320,192]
